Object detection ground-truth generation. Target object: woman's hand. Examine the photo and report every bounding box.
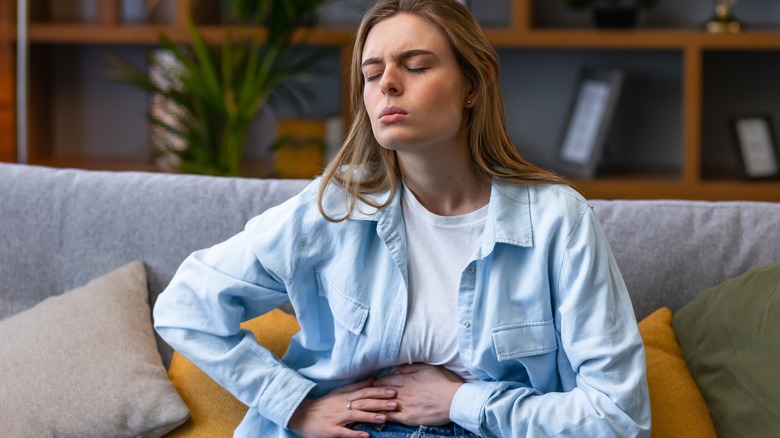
[288,377,399,438]
[372,363,464,426]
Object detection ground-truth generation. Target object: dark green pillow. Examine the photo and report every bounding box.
[673,263,780,438]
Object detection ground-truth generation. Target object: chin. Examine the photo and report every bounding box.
[375,137,406,152]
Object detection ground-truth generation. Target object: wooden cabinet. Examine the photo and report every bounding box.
[0,0,13,163]
[1,0,779,201]
[506,0,780,201]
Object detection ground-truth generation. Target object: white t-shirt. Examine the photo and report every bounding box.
[397,183,488,381]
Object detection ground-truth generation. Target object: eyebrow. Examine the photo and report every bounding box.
[361,49,436,68]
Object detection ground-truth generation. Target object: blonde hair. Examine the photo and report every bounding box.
[318,0,566,222]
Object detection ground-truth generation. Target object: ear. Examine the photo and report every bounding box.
[464,81,478,109]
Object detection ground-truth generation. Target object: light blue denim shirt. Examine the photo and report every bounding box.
[154,179,651,438]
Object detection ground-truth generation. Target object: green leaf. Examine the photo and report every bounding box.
[186,22,222,105]
[107,0,332,176]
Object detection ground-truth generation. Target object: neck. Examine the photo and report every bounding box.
[397,149,490,216]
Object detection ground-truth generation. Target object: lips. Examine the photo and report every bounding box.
[379,106,408,124]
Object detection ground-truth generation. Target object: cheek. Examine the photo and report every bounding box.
[366,89,387,116]
[363,90,371,113]
[363,93,382,137]
[426,87,465,127]
[363,93,376,120]
[426,82,464,114]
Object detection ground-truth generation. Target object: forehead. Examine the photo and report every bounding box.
[362,13,451,60]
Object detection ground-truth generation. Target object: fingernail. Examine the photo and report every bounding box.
[376,414,386,422]
[386,388,395,395]
[360,434,369,438]
[386,401,397,409]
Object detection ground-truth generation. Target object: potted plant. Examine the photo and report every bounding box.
[564,0,659,29]
[109,0,330,176]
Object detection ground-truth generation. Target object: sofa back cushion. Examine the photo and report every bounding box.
[0,163,309,365]
[2,163,779,360]
[591,199,780,319]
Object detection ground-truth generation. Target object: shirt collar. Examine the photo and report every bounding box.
[320,178,534,252]
[479,181,534,258]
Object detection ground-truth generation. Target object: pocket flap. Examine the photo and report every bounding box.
[316,272,369,335]
[492,320,557,361]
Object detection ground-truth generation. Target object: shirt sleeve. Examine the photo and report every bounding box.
[153,210,316,429]
[450,205,651,438]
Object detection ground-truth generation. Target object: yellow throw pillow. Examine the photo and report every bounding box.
[638,307,716,438]
[168,306,714,437]
[165,309,300,437]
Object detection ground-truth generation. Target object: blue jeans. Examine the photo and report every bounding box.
[349,422,480,437]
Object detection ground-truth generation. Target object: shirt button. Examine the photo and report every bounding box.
[466,265,476,274]
[461,320,471,328]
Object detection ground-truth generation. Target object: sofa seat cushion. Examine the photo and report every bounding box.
[166,308,300,436]
[674,263,780,438]
[638,307,716,437]
[0,261,189,438]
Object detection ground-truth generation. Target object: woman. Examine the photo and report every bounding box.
[153,1,651,437]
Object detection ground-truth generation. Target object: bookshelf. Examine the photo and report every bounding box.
[0,0,778,201]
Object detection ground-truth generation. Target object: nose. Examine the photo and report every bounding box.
[379,65,402,96]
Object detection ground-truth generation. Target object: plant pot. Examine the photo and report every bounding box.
[273,119,327,179]
[274,146,325,179]
[592,6,639,29]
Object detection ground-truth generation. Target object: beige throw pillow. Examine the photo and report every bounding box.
[0,261,189,437]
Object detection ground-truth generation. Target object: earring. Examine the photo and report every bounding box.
[467,100,472,104]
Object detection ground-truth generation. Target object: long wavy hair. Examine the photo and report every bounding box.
[317,0,567,222]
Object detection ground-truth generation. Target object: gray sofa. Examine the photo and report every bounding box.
[1,162,779,436]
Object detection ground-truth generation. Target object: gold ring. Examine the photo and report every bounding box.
[346,401,352,411]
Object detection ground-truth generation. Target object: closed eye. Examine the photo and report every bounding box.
[361,49,436,82]
[364,66,429,82]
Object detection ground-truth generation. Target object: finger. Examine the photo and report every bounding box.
[349,398,399,413]
[383,410,408,425]
[349,386,397,400]
[334,426,371,438]
[341,409,389,430]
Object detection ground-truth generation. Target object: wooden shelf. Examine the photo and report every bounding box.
[509,29,780,49]
[2,0,779,201]
[29,157,780,202]
[28,24,182,44]
[25,24,780,49]
[33,158,160,172]
[25,24,357,45]
[695,180,780,202]
[32,157,276,178]
[575,178,780,201]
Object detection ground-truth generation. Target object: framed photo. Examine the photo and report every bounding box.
[730,115,779,180]
[557,69,624,180]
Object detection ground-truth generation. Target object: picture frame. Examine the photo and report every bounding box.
[730,115,780,180]
[557,69,624,180]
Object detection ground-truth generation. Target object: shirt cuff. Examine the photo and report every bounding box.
[259,365,317,429]
[449,380,499,435]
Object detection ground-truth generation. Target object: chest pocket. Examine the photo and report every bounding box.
[314,270,369,374]
[492,319,557,361]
